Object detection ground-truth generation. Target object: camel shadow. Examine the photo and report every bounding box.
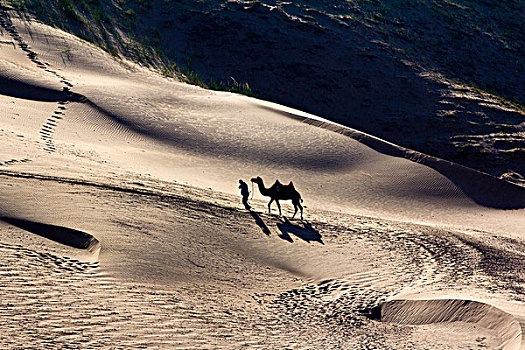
[276,218,323,244]
[250,211,271,236]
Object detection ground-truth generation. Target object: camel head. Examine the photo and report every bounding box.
[250,176,262,183]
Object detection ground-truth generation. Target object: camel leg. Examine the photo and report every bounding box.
[292,199,302,220]
[268,198,274,214]
[276,200,282,216]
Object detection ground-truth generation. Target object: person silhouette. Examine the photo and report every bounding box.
[238,179,251,210]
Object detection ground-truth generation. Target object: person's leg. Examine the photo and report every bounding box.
[242,196,251,210]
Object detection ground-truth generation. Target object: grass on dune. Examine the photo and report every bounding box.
[1,0,257,97]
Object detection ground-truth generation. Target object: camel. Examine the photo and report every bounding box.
[250,176,303,220]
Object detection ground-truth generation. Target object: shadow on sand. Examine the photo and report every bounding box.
[1,216,99,250]
[277,218,323,244]
[250,211,271,235]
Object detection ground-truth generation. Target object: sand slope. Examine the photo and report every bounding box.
[17,0,524,182]
[0,13,524,349]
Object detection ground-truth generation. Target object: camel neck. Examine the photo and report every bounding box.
[256,181,270,195]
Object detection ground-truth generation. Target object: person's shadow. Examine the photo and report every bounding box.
[276,218,323,244]
[250,211,271,235]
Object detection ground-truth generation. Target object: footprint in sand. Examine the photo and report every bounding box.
[0,12,74,154]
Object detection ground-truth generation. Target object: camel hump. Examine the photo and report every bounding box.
[274,180,295,190]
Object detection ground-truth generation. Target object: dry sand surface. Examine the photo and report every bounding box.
[0,14,524,349]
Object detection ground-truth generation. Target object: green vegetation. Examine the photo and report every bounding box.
[466,82,525,115]
[1,0,257,97]
[2,0,523,103]
[8,0,27,12]
[209,77,254,97]
[58,0,80,21]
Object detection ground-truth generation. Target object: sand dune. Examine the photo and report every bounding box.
[378,299,521,349]
[0,12,524,349]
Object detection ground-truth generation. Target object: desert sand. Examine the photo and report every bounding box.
[0,12,524,350]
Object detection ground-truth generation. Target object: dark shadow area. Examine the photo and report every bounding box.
[0,76,69,102]
[249,211,271,236]
[362,305,383,320]
[277,228,294,243]
[276,218,323,244]
[417,158,525,209]
[1,216,98,250]
[0,76,143,130]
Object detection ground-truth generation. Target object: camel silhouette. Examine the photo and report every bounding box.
[251,176,303,220]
